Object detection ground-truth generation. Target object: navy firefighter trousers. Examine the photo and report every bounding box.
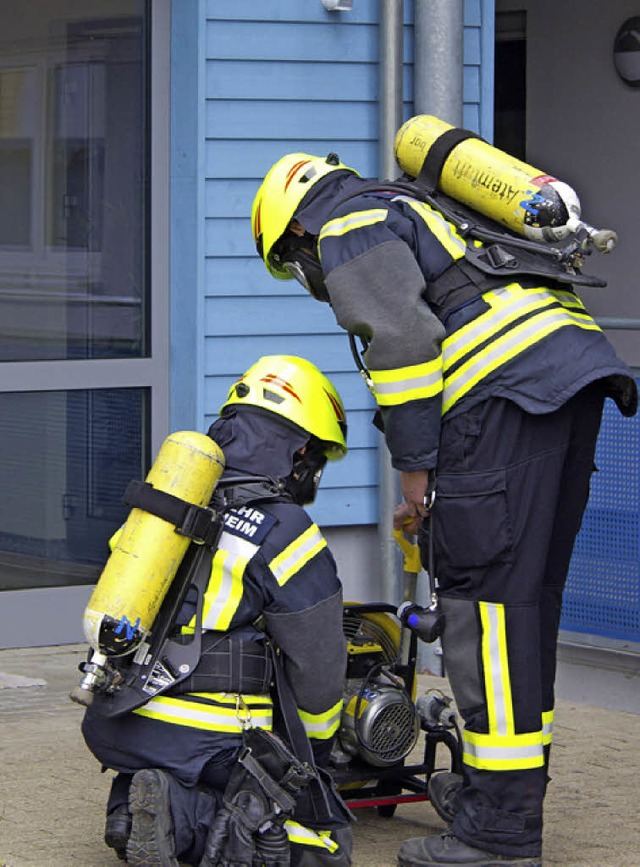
[426,382,606,859]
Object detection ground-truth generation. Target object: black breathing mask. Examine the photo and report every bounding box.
[273,233,330,303]
[284,439,328,505]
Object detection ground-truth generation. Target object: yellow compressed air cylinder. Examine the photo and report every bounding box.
[83,430,225,657]
[394,114,586,244]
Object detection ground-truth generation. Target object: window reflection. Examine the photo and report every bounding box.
[0,5,148,361]
[0,388,148,591]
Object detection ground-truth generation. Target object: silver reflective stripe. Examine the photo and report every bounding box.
[198,531,259,631]
[133,694,273,732]
[298,701,343,738]
[463,733,544,765]
[371,368,442,398]
[480,602,512,737]
[472,602,544,770]
[443,287,556,367]
[443,306,598,412]
[319,209,388,239]
[542,710,554,744]
[284,821,338,852]
[269,524,326,586]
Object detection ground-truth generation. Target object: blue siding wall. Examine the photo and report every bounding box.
[562,386,640,643]
[171,0,495,527]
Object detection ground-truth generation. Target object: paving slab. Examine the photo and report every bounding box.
[1,645,639,866]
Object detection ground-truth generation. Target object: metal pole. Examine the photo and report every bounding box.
[378,0,404,603]
[595,318,640,330]
[414,0,464,125]
[412,0,464,674]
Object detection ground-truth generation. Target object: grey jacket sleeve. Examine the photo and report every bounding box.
[263,589,346,715]
[325,238,445,372]
[325,238,445,470]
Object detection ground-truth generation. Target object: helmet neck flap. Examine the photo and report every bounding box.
[207,407,326,506]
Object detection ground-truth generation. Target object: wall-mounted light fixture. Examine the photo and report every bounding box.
[613,17,640,88]
[322,0,353,11]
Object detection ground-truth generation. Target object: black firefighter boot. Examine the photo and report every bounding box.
[397,832,542,867]
[428,772,464,824]
[104,803,131,861]
[127,769,179,867]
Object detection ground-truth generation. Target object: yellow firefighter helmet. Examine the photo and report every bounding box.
[251,153,359,280]
[222,355,347,460]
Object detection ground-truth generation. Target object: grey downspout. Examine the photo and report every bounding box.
[412,0,464,674]
[378,0,404,604]
[414,0,464,125]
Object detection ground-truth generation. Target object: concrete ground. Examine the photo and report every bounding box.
[1,644,640,867]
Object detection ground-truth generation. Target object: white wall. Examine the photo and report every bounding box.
[497,0,640,366]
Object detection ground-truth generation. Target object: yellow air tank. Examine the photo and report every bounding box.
[82,430,225,659]
[394,114,617,253]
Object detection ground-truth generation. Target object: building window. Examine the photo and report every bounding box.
[0,1,155,602]
[0,387,147,590]
[0,7,149,361]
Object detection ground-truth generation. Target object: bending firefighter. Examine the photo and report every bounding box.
[251,135,638,867]
[81,355,353,867]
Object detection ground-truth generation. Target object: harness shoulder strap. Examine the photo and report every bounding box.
[269,643,354,828]
[329,179,606,291]
[91,477,291,717]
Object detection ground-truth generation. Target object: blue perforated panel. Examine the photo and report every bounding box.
[561,385,640,641]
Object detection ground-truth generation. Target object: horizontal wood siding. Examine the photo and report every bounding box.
[187,0,492,525]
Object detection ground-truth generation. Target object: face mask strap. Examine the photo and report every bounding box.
[285,441,329,505]
[271,232,330,302]
[283,250,330,302]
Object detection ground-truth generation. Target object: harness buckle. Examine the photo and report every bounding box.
[175,505,219,546]
[235,694,253,729]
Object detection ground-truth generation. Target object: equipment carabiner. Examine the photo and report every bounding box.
[235,694,253,730]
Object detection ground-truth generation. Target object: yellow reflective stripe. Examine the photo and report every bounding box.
[443,286,558,370]
[284,820,339,852]
[298,698,343,740]
[133,693,273,732]
[202,548,247,631]
[269,524,326,586]
[542,709,554,745]
[369,358,443,406]
[463,729,545,770]
[470,602,544,771]
[443,304,600,414]
[479,602,514,736]
[184,531,258,633]
[398,196,468,257]
[319,208,388,240]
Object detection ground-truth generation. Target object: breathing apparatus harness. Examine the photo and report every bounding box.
[338,134,609,396]
[332,171,607,334]
[83,473,293,718]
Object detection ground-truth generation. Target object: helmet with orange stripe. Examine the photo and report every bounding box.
[251,153,360,291]
[222,355,347,461]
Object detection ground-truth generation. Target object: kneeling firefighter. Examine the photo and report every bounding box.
[81,355,353,867]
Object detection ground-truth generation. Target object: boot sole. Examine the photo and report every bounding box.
[127,769,179,867]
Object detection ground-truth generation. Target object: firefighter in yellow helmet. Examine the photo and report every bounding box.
[81,355,352,866]
[252,151,637,867]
